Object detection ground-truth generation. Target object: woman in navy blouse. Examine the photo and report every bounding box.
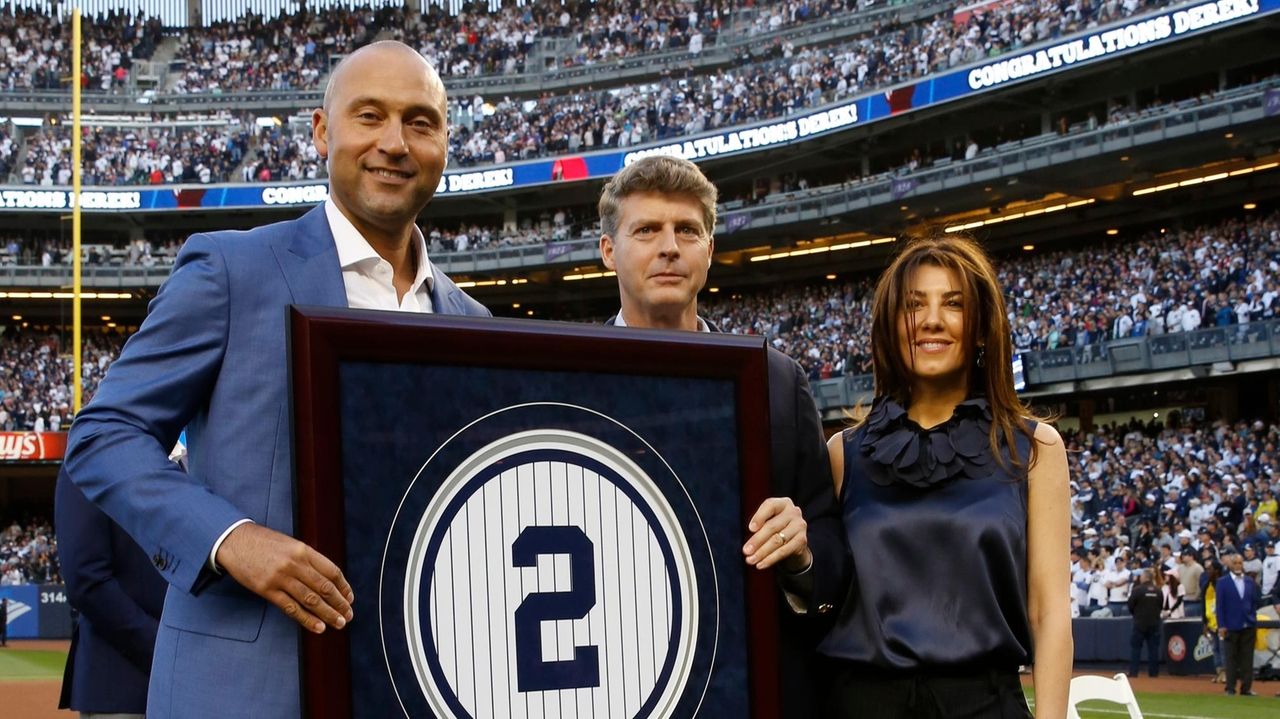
[821,234,1072,718]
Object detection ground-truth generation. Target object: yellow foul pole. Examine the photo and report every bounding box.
[72,9,83,413]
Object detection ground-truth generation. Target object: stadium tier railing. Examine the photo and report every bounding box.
[1,80,1273,279]
[810,319,1280,409]
[0,0,950,114]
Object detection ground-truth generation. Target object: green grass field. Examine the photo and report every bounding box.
[1,646,1278,717]
[0,647,66,682]
[1027,689,1280,719]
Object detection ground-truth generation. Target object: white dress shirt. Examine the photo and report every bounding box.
[613,310,709,332]
[327,199,435,313]
[209,201,438,571]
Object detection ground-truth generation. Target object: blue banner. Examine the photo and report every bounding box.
[723,212,753,235]
[0,0,1272,214]
[0,584,40,639]
[891,178,919,201]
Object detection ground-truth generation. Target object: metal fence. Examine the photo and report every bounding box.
[1,81,1273,281]
[809,320,1280,410]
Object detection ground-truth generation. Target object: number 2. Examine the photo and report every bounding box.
[511,525,600,692]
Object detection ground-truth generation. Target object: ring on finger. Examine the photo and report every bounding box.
[776,531,788,544]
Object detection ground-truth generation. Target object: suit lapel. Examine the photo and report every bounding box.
[429,264,472,316]
[271,205,348,308]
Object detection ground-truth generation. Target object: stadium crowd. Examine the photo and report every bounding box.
[16,121,252,186]
[247,124,326,182]
[0,7,162,92]
[445,0,1172,165]
[1063,416,1280,619]
[0,516,58,586]
[0,234,182,267]
[169,6,391,93]
[0,330,124,434]
[701,211,1280,380]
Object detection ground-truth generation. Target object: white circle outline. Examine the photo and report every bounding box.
[378,402,720,719]
[405,430,698,718]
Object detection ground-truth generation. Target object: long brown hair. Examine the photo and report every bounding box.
[868,232,1043,472]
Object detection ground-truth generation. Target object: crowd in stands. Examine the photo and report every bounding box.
[1007,212,1280,355]
[16,121,252,186]
[446,0,1172,165]
[0,125,13,180]
[707,211,1280,381]
[0,234,182,268]
[0,329,124,434]
[170,6,392,93]
[0,516,58,586]
[247,124,325,182]
[0,7,162,92]
[1063,416,1280,620]
[425,205,594,253]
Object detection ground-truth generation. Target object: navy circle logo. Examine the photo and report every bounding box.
[380,403,717,719]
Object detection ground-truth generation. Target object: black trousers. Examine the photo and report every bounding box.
[1129,625,1161,677]
[1223,628,1256,693]
[824,664,1033,719]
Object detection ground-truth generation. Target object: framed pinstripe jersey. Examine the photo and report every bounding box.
[290,308,779,719]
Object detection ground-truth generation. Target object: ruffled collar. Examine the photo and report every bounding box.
[860,396,995,489]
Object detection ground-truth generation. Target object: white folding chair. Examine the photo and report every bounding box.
[1066,673,1144,719]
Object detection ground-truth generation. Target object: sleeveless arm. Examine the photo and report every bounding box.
[1027,422,1072,718]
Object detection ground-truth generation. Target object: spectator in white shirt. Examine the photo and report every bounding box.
[1105,554,1134,616]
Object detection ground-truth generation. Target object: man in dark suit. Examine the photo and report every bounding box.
[63,41,490,717]
[1216,552,1259,696]
[597,154,849,717]
[55,467,166,717]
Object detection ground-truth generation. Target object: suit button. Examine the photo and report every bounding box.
[153,554,167,570]
[817,603,834,614]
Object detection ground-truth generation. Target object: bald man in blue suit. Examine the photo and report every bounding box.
[64,42,489,717]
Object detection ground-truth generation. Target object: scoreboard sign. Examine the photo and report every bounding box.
[289,308,777,719]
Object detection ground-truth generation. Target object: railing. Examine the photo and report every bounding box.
[2,80,1273,283]
[721,82,1276,232]
[809,319,1280,410]
[1021,320,1280,384]
[0,263,175,287]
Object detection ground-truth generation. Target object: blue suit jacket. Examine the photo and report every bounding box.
[65,205,490,717]
[56,467,166,713]
[1215,573,1259,631]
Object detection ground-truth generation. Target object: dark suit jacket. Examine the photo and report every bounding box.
[55,467,166,713]
[1215,573,1259,631]
[606,316,850,717]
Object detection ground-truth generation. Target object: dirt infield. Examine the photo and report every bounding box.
[1,680,70,719]
[0,640,72,719]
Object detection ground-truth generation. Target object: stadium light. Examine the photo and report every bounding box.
[1244,203,1258,210]
[1132,159,1279,196]
[1106,229,1119,236]
[0,291,133,299]
[1022,245,1035,251]
[748,237,894,263]
[708,287,720,293]
[11,315,20,321]
[563,271,617,281]
[944,199,1094,233]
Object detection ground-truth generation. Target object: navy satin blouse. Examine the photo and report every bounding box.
[819,397,1035,671]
